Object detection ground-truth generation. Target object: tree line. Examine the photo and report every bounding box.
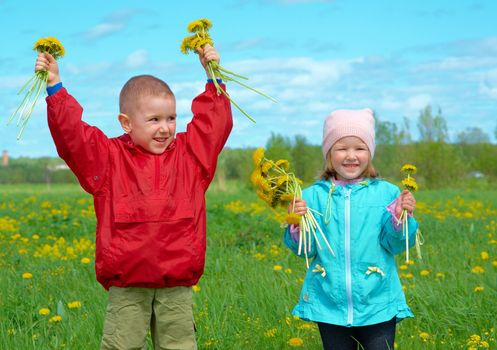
[1,105,496,189]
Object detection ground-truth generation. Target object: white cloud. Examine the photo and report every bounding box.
[83,23,124,40]
[406,94,432,112]
[125,50,148,68]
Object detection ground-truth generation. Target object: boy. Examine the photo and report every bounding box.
[36,44,232,349]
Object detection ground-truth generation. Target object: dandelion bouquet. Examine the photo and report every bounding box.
[180,19,276,123]
[8,37,65,139]
[251,148,334,268]
[399,164,419,262]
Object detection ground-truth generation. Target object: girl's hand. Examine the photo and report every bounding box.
[395,190,416,219]
[35,52,60,86]
[288,198,307,217]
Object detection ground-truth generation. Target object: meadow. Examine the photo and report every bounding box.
[0,182,496,349]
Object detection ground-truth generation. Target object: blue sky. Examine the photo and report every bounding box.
[1,0,496,157]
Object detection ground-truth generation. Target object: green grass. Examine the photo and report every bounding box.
[1,183,496,349]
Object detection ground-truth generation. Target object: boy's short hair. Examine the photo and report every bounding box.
[119,75,174,115]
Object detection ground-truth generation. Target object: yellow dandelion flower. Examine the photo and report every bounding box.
[492,260,497,267]
[275,159,290,171]
[481,341,490,348]
[48,315,62,323]
[81,257,91,264]
[67,301,82,309]
[285,268,292,273]
[252,148,265,166]
[33,36,65,59]
[32,234,40,240]
[420,269,430,276]
[480,251,489,260]
[180,36,194,54]
[261,161,273,174]
[288,337,304,347]
[22,272,33,279]
[192,285,201,293]
[401,164,417,175]
[401,177,418,192]
[436,272,445,278]
[474,286,484,292]
[471,266,484,274]
[39,308,50,316]
[279,193,294,202]
[200,18,212,30]
[187,20,204,33]
[273,265,283,271]
[399,264,408,270]
[285,213,301,225]
[264,328,277,338]
[419,332,430,340]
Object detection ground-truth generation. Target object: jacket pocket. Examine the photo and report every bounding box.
[108,198,200,285]
[357,262,390,304]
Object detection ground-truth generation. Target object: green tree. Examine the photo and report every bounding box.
[417,105,448,142]
[456,127,490,144]
[265,133,293,165]
[290,135,321,184]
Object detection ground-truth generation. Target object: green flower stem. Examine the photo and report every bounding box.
[220,73,277,103]
[210,61,248,80]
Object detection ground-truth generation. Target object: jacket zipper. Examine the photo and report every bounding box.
[344,188,353,326]
[154,156,160,194]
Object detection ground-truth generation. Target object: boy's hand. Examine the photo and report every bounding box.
[35,52,61,86]
[197,44,219,79]
[395,190,416,219]
[288,198,307,217]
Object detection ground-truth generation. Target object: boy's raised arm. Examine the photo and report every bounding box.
[39,53,110,195]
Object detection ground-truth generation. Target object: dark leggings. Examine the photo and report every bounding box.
[317,318,396,350]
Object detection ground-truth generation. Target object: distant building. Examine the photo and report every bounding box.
[2,150,8,167]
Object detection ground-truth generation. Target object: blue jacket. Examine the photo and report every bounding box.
[284,178,418,327]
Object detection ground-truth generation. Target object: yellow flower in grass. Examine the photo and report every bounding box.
[436,272,445,279]
[22,272,33,279]
[471,266,484,274]
[419,332,430,341]
[81,257,91,264]
[420,269,430,276]
[49,315,62,323]
[192,285,201,293]
[285,213,302,225]
[39,308,50,316]
[480,251,489,260]
[401,164,417,175]
[492,260,497,267]
[474,286,484,292]
[67,301,82,309]
[273,265,283,271]
[399,264,408,270]
[288,337,304,347]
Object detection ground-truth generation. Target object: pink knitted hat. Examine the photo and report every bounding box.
[322,108,376,159]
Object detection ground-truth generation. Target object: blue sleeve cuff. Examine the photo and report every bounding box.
[47,82,63,96]
[207,79,223,83]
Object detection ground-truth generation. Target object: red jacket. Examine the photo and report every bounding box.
[46,83,232,290]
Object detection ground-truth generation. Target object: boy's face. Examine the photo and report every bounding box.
[329,136,370,181]
[120,95,177,154]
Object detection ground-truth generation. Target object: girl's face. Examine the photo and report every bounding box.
[329,136,371,181]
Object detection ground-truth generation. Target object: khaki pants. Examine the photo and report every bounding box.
[100,286,197,350]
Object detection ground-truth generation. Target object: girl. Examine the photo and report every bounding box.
[285,108,417,350]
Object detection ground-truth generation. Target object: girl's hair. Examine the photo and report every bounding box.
[318,149,379,181]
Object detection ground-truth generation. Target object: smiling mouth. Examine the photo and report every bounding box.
[154,138,167,143]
